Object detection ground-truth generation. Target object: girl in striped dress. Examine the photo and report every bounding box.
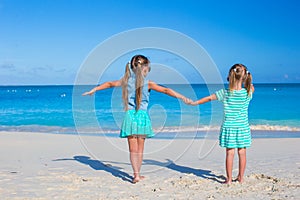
[83,55,191,183]
[190,64,254,184]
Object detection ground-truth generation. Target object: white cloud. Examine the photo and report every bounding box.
[0,63,16,71]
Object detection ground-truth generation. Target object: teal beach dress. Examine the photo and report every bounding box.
[119,72,154,138]
[216,88,252,148]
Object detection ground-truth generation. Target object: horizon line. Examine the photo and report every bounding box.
[1,82,300,87]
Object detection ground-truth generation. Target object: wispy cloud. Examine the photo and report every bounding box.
[55,68,66,73]
[0,61,72,84]
[29,65,67,73]
[0,63,16,71]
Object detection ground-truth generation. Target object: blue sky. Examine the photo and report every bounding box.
[0,0,299,85]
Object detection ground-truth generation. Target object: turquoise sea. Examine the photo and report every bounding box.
[1,84,300,139]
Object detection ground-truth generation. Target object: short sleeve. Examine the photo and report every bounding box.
[215,89,225,102]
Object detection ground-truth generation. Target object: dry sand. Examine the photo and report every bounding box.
[0,131,299,199]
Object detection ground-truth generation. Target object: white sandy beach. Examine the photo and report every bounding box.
[0,131,299,199]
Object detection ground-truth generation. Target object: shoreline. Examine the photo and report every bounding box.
[1,129,300,139]
[0,131,299,199]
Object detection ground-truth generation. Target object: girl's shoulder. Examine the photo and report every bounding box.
[226,88,247,93]
[215,88,248,101]
[224,88,249,97]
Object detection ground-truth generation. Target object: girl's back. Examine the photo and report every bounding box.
[127,73,149,111]
[216,88,252,128]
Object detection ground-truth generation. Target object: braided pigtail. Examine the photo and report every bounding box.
[134,65,144,111]
[122,62,131,111]
[124,55,149,111]
[244,70,252,96]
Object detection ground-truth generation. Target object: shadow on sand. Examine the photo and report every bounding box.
[53,156,225,184]
[143,159,225,183]
[53,155,133,183]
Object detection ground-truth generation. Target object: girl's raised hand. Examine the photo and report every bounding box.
[82,90,95,96]
[182,97,193,105]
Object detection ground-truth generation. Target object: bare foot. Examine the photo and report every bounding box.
[237,177,244,184]
[132,177,140,184]
[223,179,232,185]
[132,173,145,184]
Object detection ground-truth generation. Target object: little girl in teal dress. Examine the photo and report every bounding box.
[190,63,254,184]
[119,64,154,138]
[83,54,190,183]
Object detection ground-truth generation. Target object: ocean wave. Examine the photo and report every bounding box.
[154,125,300,132]
[250,125,300,132]
[1,124,300,134]
[0,125,76,134]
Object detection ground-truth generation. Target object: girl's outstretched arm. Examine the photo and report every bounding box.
[82,80,122,96]
[190,94,217,105]
[148,81,192,104]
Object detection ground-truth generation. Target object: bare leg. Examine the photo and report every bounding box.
[127,136,145,183]
[136,137,145,180]
[127,136,139,183]
[237,148,246,183]
[225,148,235,184]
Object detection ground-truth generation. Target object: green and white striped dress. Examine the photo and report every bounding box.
[216,88,252,148]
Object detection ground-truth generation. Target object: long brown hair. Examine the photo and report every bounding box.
[227,63,252,95]
[122,55,150,111]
